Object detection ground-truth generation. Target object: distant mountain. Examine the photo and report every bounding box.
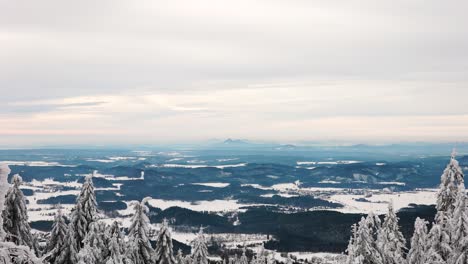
[223,138,250,145]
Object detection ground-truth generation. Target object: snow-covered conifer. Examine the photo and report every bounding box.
[0,163,11,241]
[43,208,68,264]
[126,197,154,264]
[105,221,126,262]
[154,219,176,264]
[407,217,429,264]
[345,224,358,264]
[351,217,382,264]
[184,254,193,264]
[69,175,98,249]
[2,174,36,250]
[427,214,452,263]
[176,249,185,264]
[77,221,109,264]
[436,151,465,218]
[449,184,468,264]
[365,212,381,241]
[239,248,248,264]
[106,232,124,264]
[191,227,209,264]
[56,227,80,264]
[376,203,405,264]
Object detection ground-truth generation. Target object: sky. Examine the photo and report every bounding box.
[1,0,468,146]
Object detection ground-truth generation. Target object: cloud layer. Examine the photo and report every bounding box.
[1,0,468,146]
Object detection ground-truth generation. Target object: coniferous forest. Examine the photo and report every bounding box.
[0,152,467,264]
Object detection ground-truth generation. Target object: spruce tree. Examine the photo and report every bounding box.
[69,175,98,249]
[376,203,406,264]
[0,163,11,241]
[43,208,69,264]
[191,227,209,264]
[77,221,109,264]
[126,197,154,264]
[449,184,468,264]
[239,249,248,264]
[436,150,465,218]
[352,217,383,264]
[345,224,358,264]
[176,249,184,264]
[2,174,35,250]
[407,217,429,264]
[56,227,80,264]
[106,232,124,264]
[154,219,176,264]
[105,221,126,263]
[427,214,452,263]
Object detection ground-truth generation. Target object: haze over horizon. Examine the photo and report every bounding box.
[2,0,468,146]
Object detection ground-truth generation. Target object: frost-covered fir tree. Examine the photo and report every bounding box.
[184,255,193,264]
[349,217,382,264]
[154,219,176,264]
[365,212,381,241]
[56,227,80,264]
[426,220,450,264]
[0,163,10,241]
[2,174,36,250]
[43,208,69,264]
[436,150,465,217]
[176,249,184,264]
[69,175,98,249]
[407,217,429,264]
[345,224,358,264]
[376,203,406,264]
[449,184,468,264]
[191,227,209,264]
[239,249,248,264]
[126,197,154,264]
[105,221,126,263]
[77,221,109,264]
[106,232,124,264]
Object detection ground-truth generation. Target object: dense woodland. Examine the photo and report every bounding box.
[0,152,467,264]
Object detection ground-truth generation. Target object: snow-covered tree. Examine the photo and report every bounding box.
[351,217,382,264]
[2,174,36,250]
[239,249,248,264]
[0,163,11,241]
[449,184,468,264]
[56,227,80,264]
[154,219,176,264]
[69,175,98,249]
[77,221,109,264]
[376,203,406,264]
[43,208,69,264]
[407,217,429,264]
[126,197,154,264]
[436,150,465,218]
[191,227,209,264]
[365,212,381,241]
[184,255,193,264]
[105,221,126,264]
[345,224,358,264]
[427,214,452,263]
[176,249,184,264]
[106,232,124,264]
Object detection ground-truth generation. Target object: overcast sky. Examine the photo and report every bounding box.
[1,0,468,146]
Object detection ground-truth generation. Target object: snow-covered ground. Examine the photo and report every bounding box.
[327,189,437,214]
[147,199,260,212]
[1,161,76,167]
[155,163,247,169]
[192,182,230,188]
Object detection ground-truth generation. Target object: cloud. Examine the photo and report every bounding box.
[1,0,468,145]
